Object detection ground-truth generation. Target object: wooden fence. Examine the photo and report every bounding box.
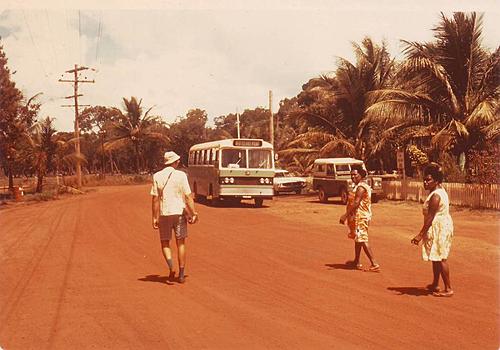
[382,181,500,210]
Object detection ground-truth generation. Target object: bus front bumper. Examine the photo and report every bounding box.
[219,187,274,199]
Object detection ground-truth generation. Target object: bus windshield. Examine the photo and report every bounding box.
[248,149,273,169]
[220,148,273,169]
[221,149,246,168]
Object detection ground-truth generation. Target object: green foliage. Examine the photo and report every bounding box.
[364,12,499,160]
[26,189,59,202]
[2,12,497,187]
[0,42,41,188]
[168,108,210,165]
[440,153,467,183]
[467,147,500,184]
[104,97,169,172]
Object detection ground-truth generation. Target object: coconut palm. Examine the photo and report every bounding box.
[363,12,500,163]
[282,37,395,166]
[20,117,58,192]
[104,97,169,173]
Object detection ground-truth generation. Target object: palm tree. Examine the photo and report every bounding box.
[281,37,395,167]
[104,97,169,173]
[21,117,57,192]
[363,12,499,165]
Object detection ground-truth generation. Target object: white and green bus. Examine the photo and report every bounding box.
[187,138,275,207]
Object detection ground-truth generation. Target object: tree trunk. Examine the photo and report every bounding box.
[8,170,14,190]
[134,142,140,173]
[36,174,43,193]
[379,158,385,172]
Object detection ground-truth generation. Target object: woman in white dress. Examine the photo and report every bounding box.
[411,163,454,297]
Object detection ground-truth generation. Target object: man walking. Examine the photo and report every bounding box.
[151,151,198,283]
[339,164,380,272]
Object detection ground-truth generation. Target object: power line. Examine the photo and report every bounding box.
[95,12,103,68]
[22,10,49,78]
[78,10,82,65]
[44,10,60,70]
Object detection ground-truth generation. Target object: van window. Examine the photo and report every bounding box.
[327,164,334,175]
[335,164,351,175]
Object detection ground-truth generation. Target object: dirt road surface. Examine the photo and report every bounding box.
[1,185,498,349]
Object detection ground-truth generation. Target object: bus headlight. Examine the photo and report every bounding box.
[229,177,234,184]
[224,177,230,183]
[259,178,265,184]
[264,178,270,184]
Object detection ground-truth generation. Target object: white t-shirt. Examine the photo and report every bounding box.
[150,167,192,216]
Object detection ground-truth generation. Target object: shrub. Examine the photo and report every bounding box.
[467,147,500,184]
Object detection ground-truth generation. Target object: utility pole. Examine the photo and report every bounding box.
[236,112,241,139]
[269,90,274,146]
[59,64,94,188]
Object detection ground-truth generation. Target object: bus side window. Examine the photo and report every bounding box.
[206,149,211,165]
[210,149,214,165]
[195,151,199,165]
[212,148,217,165]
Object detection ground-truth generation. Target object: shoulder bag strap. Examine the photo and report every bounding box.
[157,170,174,202]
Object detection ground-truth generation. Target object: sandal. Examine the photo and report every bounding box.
[426,284,441,293]
[433,290,454,297]
[168,271,176,283]
[368,264,380,272]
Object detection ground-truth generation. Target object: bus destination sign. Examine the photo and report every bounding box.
[233,140,262,147]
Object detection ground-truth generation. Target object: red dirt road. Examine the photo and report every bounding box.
[1,185,498,349]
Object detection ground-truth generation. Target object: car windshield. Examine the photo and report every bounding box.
[248,149,273,169]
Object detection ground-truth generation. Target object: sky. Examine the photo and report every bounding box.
[0,0,498,132]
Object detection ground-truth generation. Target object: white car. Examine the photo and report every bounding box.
[273,169,307,195]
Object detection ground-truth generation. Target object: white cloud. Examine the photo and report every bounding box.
[1,2,499,131]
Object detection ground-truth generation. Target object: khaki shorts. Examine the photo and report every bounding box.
[159,215,188,241]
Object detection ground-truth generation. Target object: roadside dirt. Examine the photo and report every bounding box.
[0,185,498,349]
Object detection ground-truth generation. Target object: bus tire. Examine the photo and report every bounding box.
[254,198,264,207]
[207,185,219,206]
[193,183,201,202]
[318,187,328,203]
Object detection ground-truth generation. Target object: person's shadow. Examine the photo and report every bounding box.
[138,274,174,285]
[387,287,432,296]
[325,262,358,270]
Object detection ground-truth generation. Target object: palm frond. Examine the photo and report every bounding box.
[431,119,469,150]
[482,119,500,140]
[398,55,460,115]
[319,139,356,157]
[465,98,499,128]
[104,137,131,152]
[278,148,319,158]
[288,131,339,148]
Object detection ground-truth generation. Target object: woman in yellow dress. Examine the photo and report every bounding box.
[340,164,380,272]
[412,163,454,297]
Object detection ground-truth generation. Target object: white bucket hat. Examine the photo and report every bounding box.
[164,151,181,165]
